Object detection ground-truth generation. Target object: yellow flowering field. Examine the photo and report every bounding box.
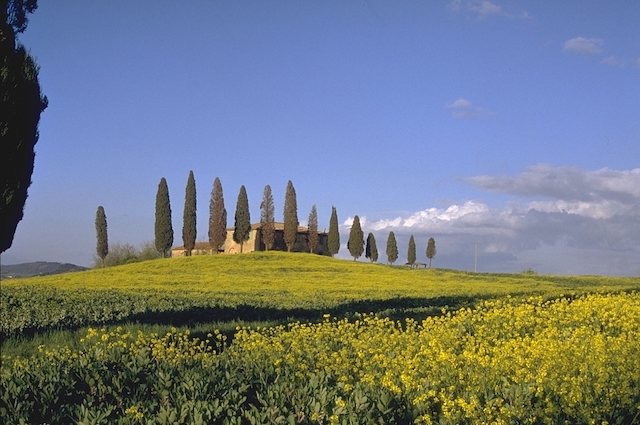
[2,292,640,424]
[2,252,639,337]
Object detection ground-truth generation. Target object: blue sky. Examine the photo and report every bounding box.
[4,1,639,275]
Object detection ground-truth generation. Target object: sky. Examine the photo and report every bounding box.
[3,1,639,276]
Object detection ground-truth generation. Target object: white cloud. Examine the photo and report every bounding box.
[449,0,528,20]
[349,166,640,275]
[360,201,518,238]
[466,165,640,205]
[445,98,495,118]
[601,55,626,67]
[471,0,502,17]
[525,200,630,220]
[562,37,603,55]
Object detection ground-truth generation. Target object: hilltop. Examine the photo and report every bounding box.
[2,251,638,338]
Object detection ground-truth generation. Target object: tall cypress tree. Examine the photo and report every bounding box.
[182,170,197,256]
[347,215,364,261]
[154,177,173,257]
[208,177,226,253]
[260,184,275,250]
[407,234,416,266]
[426,237,436,268]
[307,204,318,253]
[386,231,398,265]
[366,232,378,263]
[95,206,108,267]
[233,185,250,253]
[283,180,298,252]
[1,1,48,254]
[328,206,340,257]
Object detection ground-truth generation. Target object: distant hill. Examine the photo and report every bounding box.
[1,261,87,279]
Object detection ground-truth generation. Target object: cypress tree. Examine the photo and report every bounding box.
[154,177,173,257]
[233,185,250,253]
[328,206,340,257]
[407,234,417,266]
[1,2,48,253]
[182,170,197,256]
[386,231,398,265]
[307,204,318,253]
[283,180,298,252]
[365,232,378,263]
[95,206,108,267]
[426,237,436,268]
[260,184,275,250]
[347,215,364,261]
[208,177,226,253]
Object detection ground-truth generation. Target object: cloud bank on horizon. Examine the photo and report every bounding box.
[342,165,640,276]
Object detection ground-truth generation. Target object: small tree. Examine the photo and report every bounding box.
[233,185,251,253]
[386,231,398,265]
[95,206,108,267]
[328,206,340,257]
[208,177,226,253]
[426,237,436,268]
[365,232,378,263]
[347,215,364,261]
[283,180,299,252]
[260,184,275,250]
[307,204,319,253]
[182,170,197,256]
[407,235,416,266]
[154,177,173,257]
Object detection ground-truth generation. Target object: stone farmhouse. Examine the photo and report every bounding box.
[171,222,329,257]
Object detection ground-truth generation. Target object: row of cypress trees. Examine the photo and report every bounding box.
[347,215,436,267]
[104,173,344,259]
[96,174,435,265]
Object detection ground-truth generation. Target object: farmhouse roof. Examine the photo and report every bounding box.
[171,241,212,251]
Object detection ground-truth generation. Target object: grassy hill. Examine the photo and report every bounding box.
[2,252,639,424]
[0,261,87,279]
[2,251,638,339]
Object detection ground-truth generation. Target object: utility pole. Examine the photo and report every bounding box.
[474,242,478,273]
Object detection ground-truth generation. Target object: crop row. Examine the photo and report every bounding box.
[2,292,639,424]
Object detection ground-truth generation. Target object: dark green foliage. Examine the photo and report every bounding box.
[307,204,318,253]
[154,178,173,258]
[95,206,108,267]
[208,177,226,253]
[283,180,298,252]
[0,332,414,425]
[328,206,340,257]
[386,231,398,265]
[347,215,364,261]
[2,0,39,36]
[1,1,47,253]
[182,171,197,256]
[426,237,436,268]
[407,235,416,265]
[260,185,275,250]
[365,232,378,263]
[233,185,250,253]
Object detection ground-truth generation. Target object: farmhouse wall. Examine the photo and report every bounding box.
[171,222,329,256]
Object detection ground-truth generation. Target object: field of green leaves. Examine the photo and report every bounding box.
[2,252,640,424]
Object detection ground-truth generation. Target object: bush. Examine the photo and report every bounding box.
[93,241,160,268]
